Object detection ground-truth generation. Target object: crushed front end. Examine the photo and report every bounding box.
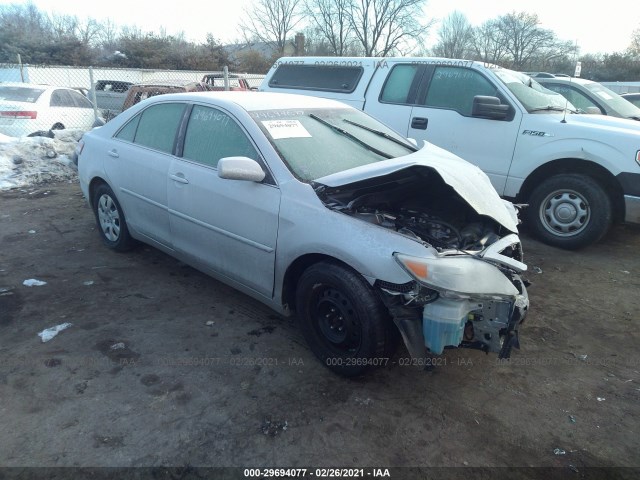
[314,162,530,360]
[385,236,529,359]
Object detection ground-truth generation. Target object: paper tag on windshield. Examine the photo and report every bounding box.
[262,120,311,139]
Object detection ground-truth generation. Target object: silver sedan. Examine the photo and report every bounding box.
[78,91,529,376]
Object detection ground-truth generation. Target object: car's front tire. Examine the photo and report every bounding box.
[296,261,397,377]
[526,174,612,250]
[92,183,135,252]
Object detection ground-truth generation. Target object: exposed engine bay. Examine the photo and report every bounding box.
[314,166,519,255]
[314,165,528,360]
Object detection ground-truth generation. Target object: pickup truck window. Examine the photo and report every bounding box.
[493,69,575,113]
[268,65,363,93]
[380,64,421,104]
[422,66,497,115]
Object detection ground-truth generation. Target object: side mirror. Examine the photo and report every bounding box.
[218,156,266,182]
[472,95,510,120]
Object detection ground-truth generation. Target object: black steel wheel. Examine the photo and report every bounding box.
[296,261,397,376]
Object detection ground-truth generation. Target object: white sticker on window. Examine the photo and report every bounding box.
[262,120,311,139]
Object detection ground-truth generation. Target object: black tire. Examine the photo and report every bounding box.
[296,261,397,377]
[92,183,135,252]
[526,174,612,250]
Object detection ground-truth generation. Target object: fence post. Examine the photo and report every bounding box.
[89,66,100,122]
[17,54,25,82]
[223,66,229,91]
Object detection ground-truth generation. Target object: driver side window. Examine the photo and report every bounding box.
[422,66,498,115]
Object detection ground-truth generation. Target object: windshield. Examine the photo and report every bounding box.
[0,86,45,103]
[250,108,416,182]
[584,83,640,118]
[493,69,576,113]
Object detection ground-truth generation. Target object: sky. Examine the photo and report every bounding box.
[2,0,639,55]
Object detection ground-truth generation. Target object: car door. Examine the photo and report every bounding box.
[168,104,280,298]
[361,63,426,135]
[406,65,522,195]
[105,102,186,248]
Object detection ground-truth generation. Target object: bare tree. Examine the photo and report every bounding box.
[304,0,353,56]
[629,28,640,56]
[50,13,79,41]
[432,10,473,58]
[238,0,303,54]
[96,19,121,51]
[471,19,508,65]
[347,0,432,56]
[75,18,102,46]
[495,12,556,69]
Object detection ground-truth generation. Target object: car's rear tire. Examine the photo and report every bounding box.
[526,174,612,250]
[295,261,397,377]
[92,183,135,252]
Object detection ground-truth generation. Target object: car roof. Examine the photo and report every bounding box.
[141,91,354,111]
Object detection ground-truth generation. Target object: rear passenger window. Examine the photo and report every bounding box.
[423,66,497,115]
[268,65,363,93]
[380,64,421,104]
[115,103,184,154]
[182,105,258,168]
[50,90,75,107]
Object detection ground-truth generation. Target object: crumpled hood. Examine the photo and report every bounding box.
[315,141,519,233]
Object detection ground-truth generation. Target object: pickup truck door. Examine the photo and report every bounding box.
[405,65,523,195]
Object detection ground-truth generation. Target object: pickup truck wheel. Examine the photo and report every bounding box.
[296,262,396,377]
[92,183,135,252]
[527,174,612,250]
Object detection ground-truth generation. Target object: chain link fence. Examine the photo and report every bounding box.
[0,63,265,137]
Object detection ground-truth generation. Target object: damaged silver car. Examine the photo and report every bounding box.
[78,92,529,376]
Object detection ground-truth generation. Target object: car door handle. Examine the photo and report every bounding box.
[169,173,189,184]
[411,117,428,130]
[107,149,119,158]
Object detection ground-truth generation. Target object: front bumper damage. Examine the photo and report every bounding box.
[379,235,529,361]
[382,280,528,361]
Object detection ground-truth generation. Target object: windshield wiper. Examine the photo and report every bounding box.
[309,114,394,159]
[530,106,576,113]
[342,119,418,152]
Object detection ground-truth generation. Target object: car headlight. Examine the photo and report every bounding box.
[394,253,519,298]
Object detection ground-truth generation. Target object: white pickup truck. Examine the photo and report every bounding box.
[260,57,640,249]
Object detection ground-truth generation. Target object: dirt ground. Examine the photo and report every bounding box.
[0,180,639,476]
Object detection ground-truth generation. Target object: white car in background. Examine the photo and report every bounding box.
[536,76,640,121]
[0,82,100,137]
[77,91,529,376]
